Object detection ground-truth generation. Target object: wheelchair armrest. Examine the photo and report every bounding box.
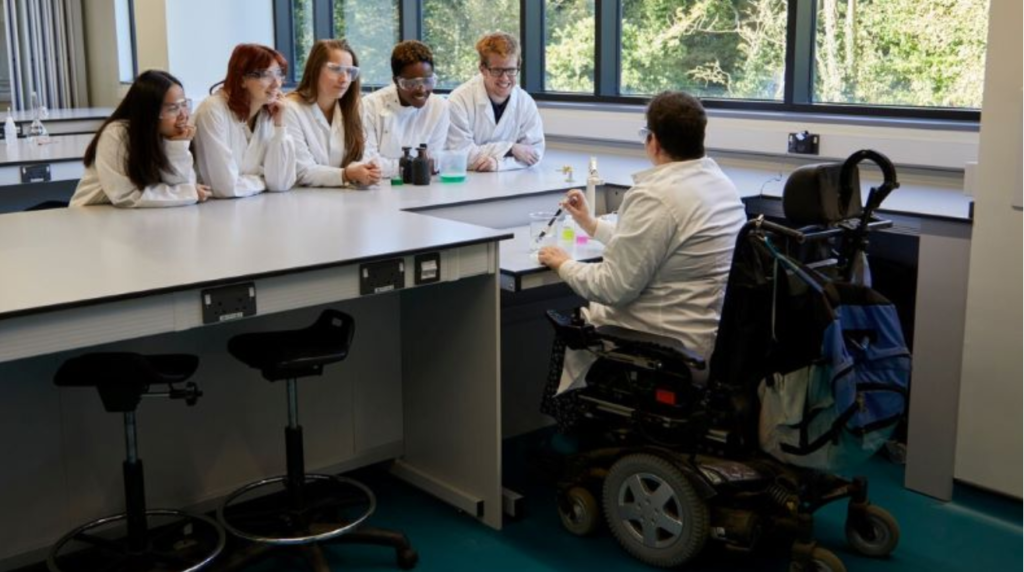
[594,325,707,370]
[545,309,600,350]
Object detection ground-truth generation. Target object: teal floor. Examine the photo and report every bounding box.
[242,431,1021,572]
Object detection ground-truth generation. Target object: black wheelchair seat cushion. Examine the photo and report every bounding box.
[228,309,355,381]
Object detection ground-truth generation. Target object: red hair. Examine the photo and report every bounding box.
[217,43,288,121]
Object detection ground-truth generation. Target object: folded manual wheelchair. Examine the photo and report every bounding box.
[545,151,908,572]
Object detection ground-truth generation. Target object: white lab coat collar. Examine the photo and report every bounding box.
[466,74,520,126]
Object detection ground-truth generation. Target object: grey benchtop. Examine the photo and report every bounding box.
[0,193,511,318]
[0,147,972,317]
[0,134,93,166]
[8,107,114,123]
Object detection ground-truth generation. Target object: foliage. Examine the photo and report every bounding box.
[290,0,988,109]
[423,0,520,89]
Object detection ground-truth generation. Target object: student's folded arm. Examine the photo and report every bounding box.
[558,193,674,307]
[96,128,198,208]
[194,107,265,198]
[263,124,297,191]
[161,139,198,185]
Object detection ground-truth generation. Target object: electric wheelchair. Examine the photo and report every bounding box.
[544,151,906,572]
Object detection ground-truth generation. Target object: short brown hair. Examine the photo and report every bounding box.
[646,91,707,161]
[476,32,520,66]
[391,40,434,77]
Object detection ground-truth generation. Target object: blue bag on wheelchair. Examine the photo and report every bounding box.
[758,277,911,472]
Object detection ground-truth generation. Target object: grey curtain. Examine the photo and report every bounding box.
[3,0,88,110]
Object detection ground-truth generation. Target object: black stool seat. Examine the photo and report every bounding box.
[55,353,200,413]
[228,309,354,381]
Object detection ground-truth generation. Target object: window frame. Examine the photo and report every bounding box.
[272,0,982,122]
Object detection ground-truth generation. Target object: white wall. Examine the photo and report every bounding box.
[82,0,122,107]
[163,0,274,103]
[953,0,1023,498]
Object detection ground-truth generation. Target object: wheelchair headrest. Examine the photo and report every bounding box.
[782,162,863,226]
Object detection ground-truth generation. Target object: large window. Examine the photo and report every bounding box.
[333,0,400,87]
[621,0,786,100]
[813,0,987,109]
[545,0,595,93]
[423,0,520,90]
[278,0,398,86]
[274,0,989,118]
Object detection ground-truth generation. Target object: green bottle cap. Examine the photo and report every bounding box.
[390,177,404,186]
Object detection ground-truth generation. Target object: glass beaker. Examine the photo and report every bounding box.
[439,149,468,183]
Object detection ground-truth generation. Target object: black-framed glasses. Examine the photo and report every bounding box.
[324,63,360,80]
[245,68,286,83]
[638,126,652,142]
[484,66,520,79]
[395,75,437,91]
[160,98,192,118]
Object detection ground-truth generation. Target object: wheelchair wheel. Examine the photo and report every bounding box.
[789,546,847,572]
[558,487,601,536]
[845,504,900,557]
[602,453,708,568]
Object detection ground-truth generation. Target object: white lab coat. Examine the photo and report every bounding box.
[282,97,368,187]
[558,158,747,375]
[361,84,449,178]
[192,91,297,198]
[446,75,545,171]
[69,120,200,208]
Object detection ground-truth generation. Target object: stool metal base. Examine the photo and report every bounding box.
[217,474,375,546]
[47,508,225,572]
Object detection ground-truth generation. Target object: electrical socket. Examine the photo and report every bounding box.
[359,259,406,295]
[201,282,257,324]
[788,131,820,155]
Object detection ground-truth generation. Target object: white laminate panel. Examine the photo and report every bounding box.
[0,193,510,320]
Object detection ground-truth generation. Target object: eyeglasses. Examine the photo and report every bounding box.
[484,66,520,79]
[160,98,193,118]
[638,126,652,142]
[324,63,360,80]
[245,68,287,83]
[395,75,437,91]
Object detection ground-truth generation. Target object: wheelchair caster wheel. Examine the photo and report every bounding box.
[789,546,846,572]
[558,487,601,536]
[845,504,899,557]
[397,547,419,569]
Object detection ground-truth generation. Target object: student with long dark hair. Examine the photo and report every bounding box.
[70,70,210,207]
[192,43,297,197]
[283,39,380,187]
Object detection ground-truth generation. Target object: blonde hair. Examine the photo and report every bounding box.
[476,32,520,66]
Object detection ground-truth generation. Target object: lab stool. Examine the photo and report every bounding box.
[216,309,417,571]
[48,352,225,572]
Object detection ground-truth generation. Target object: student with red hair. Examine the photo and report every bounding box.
[193,43,297,197]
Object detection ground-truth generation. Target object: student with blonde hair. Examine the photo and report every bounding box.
[283,39,380,187]
[446,32,544,172]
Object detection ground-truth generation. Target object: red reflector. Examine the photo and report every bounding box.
[655,389,677,405]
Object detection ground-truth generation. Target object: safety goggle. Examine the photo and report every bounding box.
[395,75,437,91]
[324,63,360,80]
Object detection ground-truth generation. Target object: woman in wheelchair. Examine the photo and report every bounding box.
[537,91,746,427]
